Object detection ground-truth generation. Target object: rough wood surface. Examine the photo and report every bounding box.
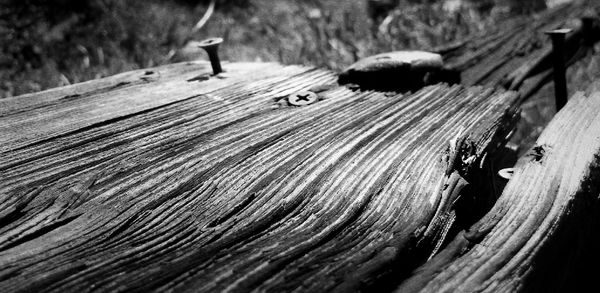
[3,2,600,291]
[0,61,519,292]
[440,0,600,101]
[398,83,600,292]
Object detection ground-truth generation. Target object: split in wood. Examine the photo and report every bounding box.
[0,62,519,292]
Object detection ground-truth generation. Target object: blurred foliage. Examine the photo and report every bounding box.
[1,0,545,97]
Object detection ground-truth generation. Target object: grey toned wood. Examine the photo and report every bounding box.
[439,0,600,102]
[399,83,600,292]
[0,61,518,292]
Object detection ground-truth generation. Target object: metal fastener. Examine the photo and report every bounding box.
[498,168,514,180]
[582,16,596,47]
[198,37,223,75]
[545,29,572,112]
[288,91,318,106]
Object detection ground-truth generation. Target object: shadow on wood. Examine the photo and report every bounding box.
[0,61,518,292]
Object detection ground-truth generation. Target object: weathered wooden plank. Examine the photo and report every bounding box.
[0,61,518,292]
[398,82,600,292]
[0,62,305,153]
[440,0,599,99]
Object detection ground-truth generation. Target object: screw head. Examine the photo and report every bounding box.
[288,91,318,106]
[198,37,223,49]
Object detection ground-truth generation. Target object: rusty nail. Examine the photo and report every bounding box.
[198,37,223,75]
[288,91,318,106]
[545,29,572,112]
[498,168,514,180]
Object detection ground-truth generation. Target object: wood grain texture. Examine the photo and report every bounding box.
[0,61,519,292]
[0,62,296,153]
[440,0,600,101]
[399,83,600,293]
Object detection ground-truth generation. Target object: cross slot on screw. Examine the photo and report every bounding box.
[288,91,318,106]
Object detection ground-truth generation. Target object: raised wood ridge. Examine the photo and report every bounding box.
[0,61,518,292]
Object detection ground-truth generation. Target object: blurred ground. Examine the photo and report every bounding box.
[1,0,540,98]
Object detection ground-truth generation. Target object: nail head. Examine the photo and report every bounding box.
[498,168,514,180]
[545,28,573,35]
[198,37,223,48]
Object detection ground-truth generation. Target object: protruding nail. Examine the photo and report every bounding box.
[582,16,596,47]
[198,37,223,75]
[545,29,572,112]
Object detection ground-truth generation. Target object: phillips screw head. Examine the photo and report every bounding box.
[288,91,318,106]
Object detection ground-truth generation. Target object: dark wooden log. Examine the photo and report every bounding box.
[398,82,600,292]
[0,60,519,292]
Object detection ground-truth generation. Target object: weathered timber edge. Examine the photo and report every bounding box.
[399,82,600,292]
[0,61,519,292]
